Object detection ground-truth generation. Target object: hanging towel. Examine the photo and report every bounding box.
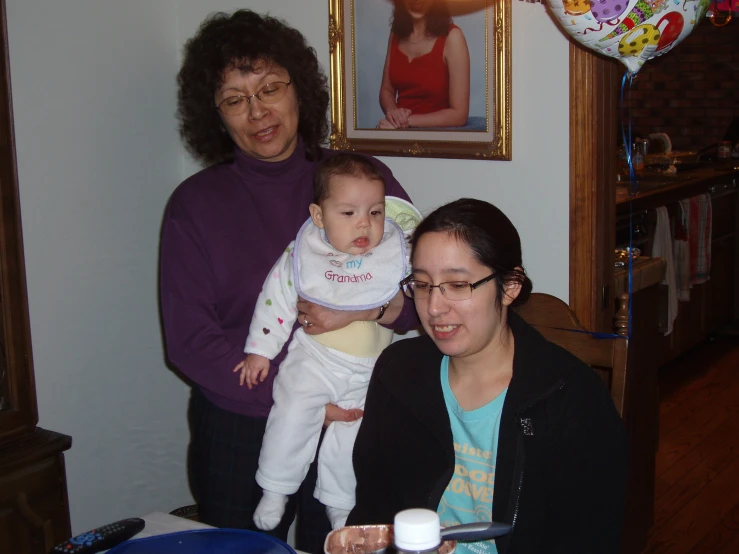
[688,194,712,285]
[651,206,678,336]
[674,201,691,302]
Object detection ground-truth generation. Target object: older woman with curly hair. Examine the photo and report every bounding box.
[160,9,414,552]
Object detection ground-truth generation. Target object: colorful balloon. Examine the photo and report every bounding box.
[547,0,711,75]
[655,11,684,52]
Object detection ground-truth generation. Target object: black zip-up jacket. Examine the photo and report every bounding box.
[348,311,627,553]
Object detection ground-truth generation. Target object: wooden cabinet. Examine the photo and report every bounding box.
[670,184,737,357]
[0,1,72,551]
[620,282,663,554]
[612,170,738,552]
[704,186,738,332]
[0,0,36,443]
[705,237,735,330]
[0,430,72,554]
[616,170,739,366]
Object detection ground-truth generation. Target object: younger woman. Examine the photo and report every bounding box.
[348,198,627,554]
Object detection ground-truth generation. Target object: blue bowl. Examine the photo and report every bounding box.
[106,529,298,554]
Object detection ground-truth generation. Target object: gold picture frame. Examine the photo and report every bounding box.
[328,0,511,160]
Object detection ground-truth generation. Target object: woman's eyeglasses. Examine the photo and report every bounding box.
[400,274,496,301]
[216,80,292,116]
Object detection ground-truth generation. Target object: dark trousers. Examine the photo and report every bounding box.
[188,387,332,554]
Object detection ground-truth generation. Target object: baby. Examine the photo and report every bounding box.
[235,153,420,530]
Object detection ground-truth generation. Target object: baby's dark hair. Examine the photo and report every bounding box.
[313,153,386,204]
[411,198,533,313]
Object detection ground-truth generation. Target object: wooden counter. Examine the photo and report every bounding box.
[615,166,738,210]
[614,166,738,366]
[610,167,737,551]
[614,256,666,296]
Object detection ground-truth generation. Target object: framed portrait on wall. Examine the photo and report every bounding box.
[328,0,511,160]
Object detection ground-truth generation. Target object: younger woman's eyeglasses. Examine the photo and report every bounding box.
[400,274,496,301]
[216,80,292,116]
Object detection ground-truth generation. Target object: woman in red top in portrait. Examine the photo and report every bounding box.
[378,0,470,129]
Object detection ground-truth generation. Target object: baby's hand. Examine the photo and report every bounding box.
[233,354,271,389]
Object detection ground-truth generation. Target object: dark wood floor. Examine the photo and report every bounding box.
[642,333,739,553]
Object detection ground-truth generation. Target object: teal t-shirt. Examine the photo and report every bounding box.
[438,356,507,554]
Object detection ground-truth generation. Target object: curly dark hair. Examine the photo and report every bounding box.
[391,0,452,39]
[177,9,329,166]
[410,198,533,315]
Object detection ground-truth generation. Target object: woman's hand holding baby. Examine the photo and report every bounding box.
[297,298,373,335]
[324,404,364,428]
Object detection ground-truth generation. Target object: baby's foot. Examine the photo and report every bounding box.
[326,506,351,530]
[253,491,288,530]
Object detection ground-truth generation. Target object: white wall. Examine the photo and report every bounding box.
[6,0,570,536]
[178,0,571,298]
[6,0,192,533]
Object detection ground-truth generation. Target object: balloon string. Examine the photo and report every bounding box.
[619,72,638,196]
[619,71,636,340]
[628,194,634,340]
[531,326,628,340]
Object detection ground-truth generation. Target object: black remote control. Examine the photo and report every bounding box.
[50,517,145,554]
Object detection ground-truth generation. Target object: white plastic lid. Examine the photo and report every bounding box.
[393,509,441,551]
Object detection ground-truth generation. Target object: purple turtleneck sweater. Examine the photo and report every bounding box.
[160,143,416,417]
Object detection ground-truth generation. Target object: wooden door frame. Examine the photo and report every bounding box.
[0,0,39,439]
[569,44,619,332]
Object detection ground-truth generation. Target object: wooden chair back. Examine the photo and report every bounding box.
[514,293,630,418]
